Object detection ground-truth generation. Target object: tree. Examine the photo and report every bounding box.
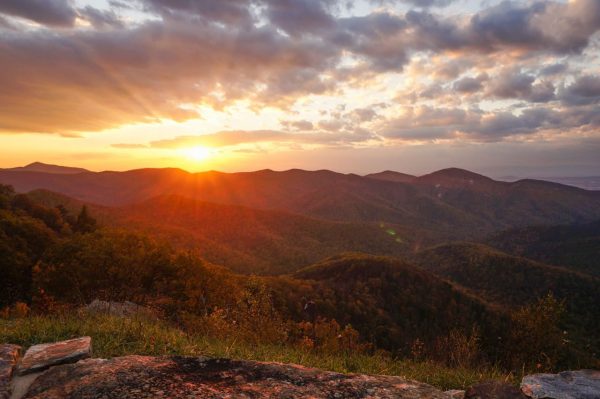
[74,206,97,233]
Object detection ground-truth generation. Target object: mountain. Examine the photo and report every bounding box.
[365,170,415,183]
[26,190,419,274]
[487,221,600,278]
[109,195,413,274]
[415,168,500,191]
[2,162,90,175]
[1,166,600,242]
[414,242,600,351]
[270,253,506,352]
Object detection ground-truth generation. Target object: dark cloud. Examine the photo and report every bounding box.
[400,0,454,7]
[0,0,77,27]
[487,69,555,103]
[78,6,124,29]
[405,0,600,55]
[370,0,454,9]
[539,63,568,76]
[266,0,336,36]
[143,0,254,25]
[453,75,487,94]
[559,75,600,106]
[381,104,600,142]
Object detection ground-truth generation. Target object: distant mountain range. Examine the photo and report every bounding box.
[2,164,599,243]
[2,162,90,175]
[497,175,600,191]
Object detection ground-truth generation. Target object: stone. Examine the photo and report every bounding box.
[521,369,600,399]
[444,389,465,399]
[16,337,92,376]
[22,355,450,398]
[0,344,21,399]
[464,380,527,399]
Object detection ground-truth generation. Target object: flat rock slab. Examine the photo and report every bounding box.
[0,344,21,399]
[521,369,600,399]
[22,355,450,399]
[17,337,91,376]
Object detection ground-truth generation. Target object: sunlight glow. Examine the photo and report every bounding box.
[182,146,213,162]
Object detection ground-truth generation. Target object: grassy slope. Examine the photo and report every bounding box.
[0,313,511,391]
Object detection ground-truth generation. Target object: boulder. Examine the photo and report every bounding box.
[521,369,600,399]
[16,337,91,375]
[0,344,21,399]
[22,355,451,398]
[464,380,527,399]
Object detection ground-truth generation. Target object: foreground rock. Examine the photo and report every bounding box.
[444,389,465,399]
[16,337,91,375]
[0,344,21,399]
[22,355,450,399]
[464,380,526,399]
[521,370,600,399]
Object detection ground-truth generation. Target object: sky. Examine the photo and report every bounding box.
[0,0,599,177]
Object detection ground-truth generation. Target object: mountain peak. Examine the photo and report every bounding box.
[414,168,505,192]
[6,162,90,175]
[365,170,416,183]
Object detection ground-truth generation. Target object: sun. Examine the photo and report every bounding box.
[182,146,213,161]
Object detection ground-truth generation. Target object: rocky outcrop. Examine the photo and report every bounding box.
[444,389,465,399]
[3,337,600,399]
[16,337,91,375]
[521,369,600,399]
[21,355,450,399]
[0,345,20,399]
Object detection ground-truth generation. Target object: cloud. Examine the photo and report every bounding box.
[151,131,288,148]
[0,0,598,145]
[381,104,600,142]
[265,0,336,36]
[453,75,487,94]
[111,143,148,149]
[486,68,555,103]
[78,6,124,30]
[0,0,77,27]
[147,128,376,149]
[559,75,600,106]
[0,16,337,133]
[143,0,255,25]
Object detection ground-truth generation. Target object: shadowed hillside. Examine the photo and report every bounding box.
[271,253,507,354]
[414,243,600,354]
[487,221,600,278]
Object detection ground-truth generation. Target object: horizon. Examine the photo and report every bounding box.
[3,161,600,184]
[0,0,599,177]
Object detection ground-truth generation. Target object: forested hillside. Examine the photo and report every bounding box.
[3,184,598,373]
[487,221,600,277]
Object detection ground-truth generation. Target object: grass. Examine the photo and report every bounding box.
[0,312,513,390]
